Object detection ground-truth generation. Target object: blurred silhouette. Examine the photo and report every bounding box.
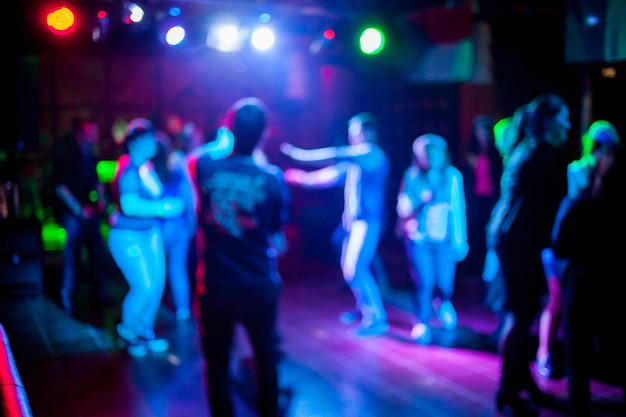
[281,112,390,338]
[396,133,468,345]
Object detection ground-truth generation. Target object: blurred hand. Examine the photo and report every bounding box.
[482,249,499,282]
[420,189,433,204]
[283,168,307,185]
[162,198,185,217]
[280,142,295,157]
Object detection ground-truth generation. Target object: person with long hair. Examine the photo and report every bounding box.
[486,94,571,414]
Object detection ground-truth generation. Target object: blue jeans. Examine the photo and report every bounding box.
[405,239,457,324]
[162,216,192,317]
[108,225,166,338]
[341,220,387,325]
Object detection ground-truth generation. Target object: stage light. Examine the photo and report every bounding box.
[123,2,145,24]
[250,26,275,51]
[323,29,335,41]
[164,25,186,46]
[45,4,78,36]
[206,17,248,52]
[358,27,385,55]
[91,6,110,43]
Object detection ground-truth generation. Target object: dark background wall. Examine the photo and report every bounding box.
[3,0,626,267]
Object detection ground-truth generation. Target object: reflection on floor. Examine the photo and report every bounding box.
[0,241,624,417]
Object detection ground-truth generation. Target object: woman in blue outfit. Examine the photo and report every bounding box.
[396,133,469,345]
[152,135,197,322]
[281,112,390,337]
[108,118,185,357]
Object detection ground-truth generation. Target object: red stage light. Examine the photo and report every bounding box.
[323,29,336,41]
[45,5,78,36]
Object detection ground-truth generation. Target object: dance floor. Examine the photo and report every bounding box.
[0,237,624,417]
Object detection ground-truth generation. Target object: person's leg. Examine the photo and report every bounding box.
[409,242,436,343]
[108,228,156,336]
[496,242,548,411]
[201,292,236,417]
[60,213,81,315]
[166,233,192,321]
[138,227,167,339]
[342,220,387,332]
[242,285,280,417]
[433,243,458,330]
[84,216,109,301]
[536,276,562,377]
[563,283,594,417]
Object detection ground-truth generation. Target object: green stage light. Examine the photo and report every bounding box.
[359,27,385,56]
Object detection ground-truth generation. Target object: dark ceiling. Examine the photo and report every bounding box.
[11,0,567,55]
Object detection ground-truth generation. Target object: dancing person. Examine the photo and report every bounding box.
[486,94,570,414]
[535,119,621,378]
[50,116,110,317]
[190,97,290,417]
[396,133,469,345]
[108,118,185,358]
[151,134,197,322]
[281,112,390,337]
[483,104,530,348]
[551,144,626,417]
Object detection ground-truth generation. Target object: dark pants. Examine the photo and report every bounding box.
[497,238,546,397]
[60,212,106,311]
[563,272,626,416]
[200,282,280,417]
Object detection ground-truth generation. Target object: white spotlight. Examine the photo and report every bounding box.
[165,25,186,46]
[250,26,275,51]
[206,18,248,52]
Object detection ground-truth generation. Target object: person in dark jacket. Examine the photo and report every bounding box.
[485,94,571,415]
[552,145,626,417]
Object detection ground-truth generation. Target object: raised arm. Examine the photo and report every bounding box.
[189,126,234,161]
[280,142,340,162]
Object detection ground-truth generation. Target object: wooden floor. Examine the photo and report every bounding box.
[1,238,624,417]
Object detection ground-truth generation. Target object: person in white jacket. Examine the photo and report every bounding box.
[396,133,469,344]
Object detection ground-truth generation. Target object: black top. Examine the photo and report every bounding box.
[194,154,290,289]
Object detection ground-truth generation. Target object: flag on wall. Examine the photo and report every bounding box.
[402,0,491,85]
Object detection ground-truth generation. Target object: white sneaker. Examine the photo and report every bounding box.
[439,300,458,330]
[116,324,148,358]
[410,323,432,345]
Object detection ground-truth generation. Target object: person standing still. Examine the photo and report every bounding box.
[190,97,290,417]
[396,134,469,345]
[280,112,390,337]
[51,116,110,317]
